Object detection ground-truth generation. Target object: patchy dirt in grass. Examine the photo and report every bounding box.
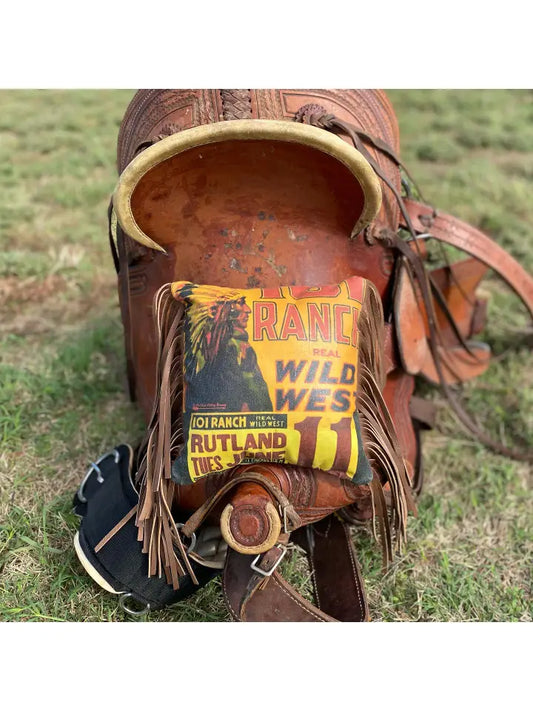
[0,274,67,308]
[0,273,116,337]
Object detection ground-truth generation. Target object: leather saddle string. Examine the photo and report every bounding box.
[326,118,482,386]
[301,114,484,383]
[307,114,476,355]
[300,111,533,463]
[324,117,518,358]
[369,134,479,311]
[393,237,533,461]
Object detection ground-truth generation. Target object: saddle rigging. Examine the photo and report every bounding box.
[73,89,532,621]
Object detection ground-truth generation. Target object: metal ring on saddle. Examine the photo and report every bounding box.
[175,523,197,554]
[119,592,151,617]
[77,448,121,504]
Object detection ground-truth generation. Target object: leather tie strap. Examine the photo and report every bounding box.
[397,199,533,462]
[401,199,533,318]
[305,106,532,461]
[222,516,369,622]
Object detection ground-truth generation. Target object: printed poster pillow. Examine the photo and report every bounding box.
[171,277,374,486]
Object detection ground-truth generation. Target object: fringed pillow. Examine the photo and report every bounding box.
[159,276,386,485]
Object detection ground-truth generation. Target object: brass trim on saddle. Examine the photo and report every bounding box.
[112,119,383,252]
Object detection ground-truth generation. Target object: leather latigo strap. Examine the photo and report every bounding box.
[222,516,368,622]
[401,200,533,318]
[397,199,533,462]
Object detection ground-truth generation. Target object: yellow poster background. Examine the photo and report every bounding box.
[173,278,366,482]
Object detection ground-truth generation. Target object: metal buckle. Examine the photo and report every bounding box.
[175,523,197,554]
[77,448,121,503]
[250,544,287,577]
[119,592,151,617]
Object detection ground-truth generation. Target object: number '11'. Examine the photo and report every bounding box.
[294,416,353,471]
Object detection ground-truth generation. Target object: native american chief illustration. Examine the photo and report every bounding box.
[178,283,273,413]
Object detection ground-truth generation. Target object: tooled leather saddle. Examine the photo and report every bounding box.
[73,89,533,621]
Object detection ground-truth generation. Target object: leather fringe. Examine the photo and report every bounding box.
[356,281,417,566]
[134,280,416,585]
[134,284,198,589]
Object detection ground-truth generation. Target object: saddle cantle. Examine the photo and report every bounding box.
[73,89,533,621]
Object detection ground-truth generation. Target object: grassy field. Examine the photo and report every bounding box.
[0,90,531,622]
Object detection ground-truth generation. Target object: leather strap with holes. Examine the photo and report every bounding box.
[222,516,369,622]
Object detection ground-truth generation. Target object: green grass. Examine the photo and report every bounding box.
[0,90,531,622]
